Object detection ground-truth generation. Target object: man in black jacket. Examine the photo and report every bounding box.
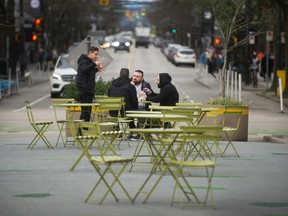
[76,46,104,122]
[145,73,179,106]
[108,68,138,115]
[108,68,138,139]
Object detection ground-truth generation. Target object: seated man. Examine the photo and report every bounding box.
[143,73,179,128]
[108,68,139,139]
[144,73,179,106]
[130,69,153,111]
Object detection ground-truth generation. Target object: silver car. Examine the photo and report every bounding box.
[173,48,197,67]
[50,54,77,98]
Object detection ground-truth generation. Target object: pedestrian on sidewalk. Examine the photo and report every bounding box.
[250,51,259,88]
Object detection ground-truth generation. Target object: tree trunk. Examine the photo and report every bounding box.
[282,6,288,97]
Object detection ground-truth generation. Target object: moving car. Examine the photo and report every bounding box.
[50,54,77,98]
[111,36,131,52]
[173,48,197,67]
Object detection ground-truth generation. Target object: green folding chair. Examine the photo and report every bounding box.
[25,101,53,149]
[75,121,133,204]
[51,98,74,147]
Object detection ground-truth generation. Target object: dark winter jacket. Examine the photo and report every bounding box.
[147,73,179,106]
[108,76,138,115]
[76,54,98,95]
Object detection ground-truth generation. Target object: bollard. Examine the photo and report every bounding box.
[279,77,284,113]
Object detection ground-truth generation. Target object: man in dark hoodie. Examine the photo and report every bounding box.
[108,68,138,115]
[145,73,179,106]
[76,46,104,122]
[108,68,138,139]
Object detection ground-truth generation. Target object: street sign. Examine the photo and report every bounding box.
[266,31,273,41]
[249,35,255,44]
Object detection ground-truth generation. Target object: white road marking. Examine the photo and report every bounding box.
[12,94,50,113]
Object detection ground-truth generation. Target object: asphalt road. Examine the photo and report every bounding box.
[0,45,288,216]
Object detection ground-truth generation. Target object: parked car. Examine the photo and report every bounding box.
[50,54,77,98]
[167,45,189,62]
[173,48,197,67]
[111,36,131,52]
[163,43,181,57]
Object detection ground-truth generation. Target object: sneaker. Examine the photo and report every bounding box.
[130,134,139,141]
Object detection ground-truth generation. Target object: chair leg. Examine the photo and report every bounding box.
[28,124,53,149]
[85,162,133,204]
[222,131,240,157]
[102,133,120,155]
[55,122,66,147]
[70,138,99,171]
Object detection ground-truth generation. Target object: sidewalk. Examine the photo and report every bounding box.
[195,70,288,144]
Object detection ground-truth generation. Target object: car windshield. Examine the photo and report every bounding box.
[57,57,71,69]
[115,36,129,42]
[180,50,195,55]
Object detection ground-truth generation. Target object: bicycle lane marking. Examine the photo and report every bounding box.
[11,94,50,113]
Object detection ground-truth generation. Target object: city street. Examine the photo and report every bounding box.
[0,45,288,216]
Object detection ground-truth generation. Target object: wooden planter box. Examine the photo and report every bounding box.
[65,107,110,137]
[199,105,249,141]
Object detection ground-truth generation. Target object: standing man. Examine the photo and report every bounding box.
[130,70,152,111]
[76,46,104,122]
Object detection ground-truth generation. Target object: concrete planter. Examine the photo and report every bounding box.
[199,105,249,141]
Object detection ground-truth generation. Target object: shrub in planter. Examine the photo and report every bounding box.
[202,97,249,141]
[63,77,112,101]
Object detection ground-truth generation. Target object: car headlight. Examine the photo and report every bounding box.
[102,42,110,48]
[52,73,62,80]
[125,42,131,46]
[112,41,120,47]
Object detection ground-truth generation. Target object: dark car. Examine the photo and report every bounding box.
[111,36,131,53]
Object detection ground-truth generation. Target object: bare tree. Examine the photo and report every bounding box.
[211,0,251,97]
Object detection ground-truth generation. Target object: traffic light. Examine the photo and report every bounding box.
[35,18,43,32]
[171,28,177,34]
[214,37,221,45]
[141,8,146,16]
[32,33,37,41]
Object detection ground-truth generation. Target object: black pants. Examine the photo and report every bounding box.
[79,93,94,122]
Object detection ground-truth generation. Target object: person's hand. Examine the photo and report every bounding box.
[144,88,152,95]
[95,61,105,72]
[130,80,135,85]
[139,90,145,97]
[138,93,147,102]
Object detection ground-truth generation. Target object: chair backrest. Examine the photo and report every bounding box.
[98,97,125,122]
[176,102,203,108]
[51,98,74,120]
[78,121,101,137]
[222,106,244,129]
[25,101,35,125]
[162,107,203,126]
[94,95,108,102]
